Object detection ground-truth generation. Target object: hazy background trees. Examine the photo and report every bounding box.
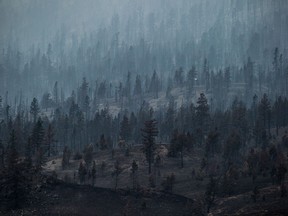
[0,0,288,102]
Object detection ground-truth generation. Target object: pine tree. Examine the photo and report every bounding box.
[125,71,131,99]
[223,131,242,165]
[41,92,53,109]
[0,95,3,117]
[53,81,59,105]
[187,66,196,94]
[6,130,18,169]
[244,57,254,103]
[224,67,231,91]
[196,93,210,141]
[91,161,96,186]
[149,71,160,98]
[83,95,90,119]
[62,146,71,169]
[24,137,32,168]
[273,48,280,94]
[166,77,173,99]
[99,134,107,150]
[0,139,4,169]
[203,59,210,92]
[112,160,122,190]
[141,119,158,174]
[31,118,45,171]
[120,115,131,142]
[174,67,184,86]
[78,77,89,111]
[131,160,138,189]
[30,98,40,123]
[45,124,55,157]
[169,130,189,168]
[31,118,45,153]
[78,161,87,184]
[2,130,31,209]
[83,144,93,167]
[164,98,175,139]
[205,128,220,158]
[205,176,217,213]
[258,94,271,134]
[133,74,142,96]
[273,96,282,135]
[161,173,176,192]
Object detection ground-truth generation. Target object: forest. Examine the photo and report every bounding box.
[0,1,288,215]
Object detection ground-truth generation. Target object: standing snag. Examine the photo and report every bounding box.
[130,160,138,189]
[112,160,123,190]
[205,176,217,213]
[91,161,96,186]
[62,146,71,169]
[141,119,159,174]
[78,161,87,184]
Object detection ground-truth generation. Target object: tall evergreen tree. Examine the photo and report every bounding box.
[203,58,210,92]
[258,94,271,134]
[187,66,196,94]
[196,93,210,140]
[133,74,142,96]
[120,115,131,142]
[131,160,138,189]
[53,81,59,105]
[2,130,31,210]
[141,119,158,174]
[31,118,45,154]
[45,124,55,157]
[30,98,40,123]
[112,160,122,190]
[149,71,160,98]
[125,71,131,99]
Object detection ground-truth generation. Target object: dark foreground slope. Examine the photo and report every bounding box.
[212,185,288,216]
[0,179,194,216]
[1,175,288,216]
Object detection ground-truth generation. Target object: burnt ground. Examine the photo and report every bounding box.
[212,184,288,216]
[0,179,195,216]
[2,126,288,216]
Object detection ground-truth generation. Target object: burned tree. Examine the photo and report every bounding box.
[112,160,123,190]
[130,160,138,189]
[141,119,158,174]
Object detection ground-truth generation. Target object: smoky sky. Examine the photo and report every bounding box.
[0,0,288,100]
[0,0,224,50]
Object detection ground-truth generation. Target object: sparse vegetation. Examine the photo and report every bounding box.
[1,1,288,215]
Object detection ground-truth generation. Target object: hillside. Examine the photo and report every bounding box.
[0,179,195,216]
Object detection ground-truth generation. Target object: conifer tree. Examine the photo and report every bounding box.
[83,144,93,167]
[205,176,217,213]
[53,81,59,105]
[258,94,271,134]
[62,146,71,169]
[112,160,122,190]
[141,119,158,174]
[196,93,210,141]
[30,98,40,123]
[134,74,142,96]
[205,128,220,158]
[131,160,138,189]
[91,161,96,186]
[120,115,131,142]
[31,118,45,153]
[187,66,196,94]
[2,130,32,209]
[45,124,55,157]
[78,161,87,184]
